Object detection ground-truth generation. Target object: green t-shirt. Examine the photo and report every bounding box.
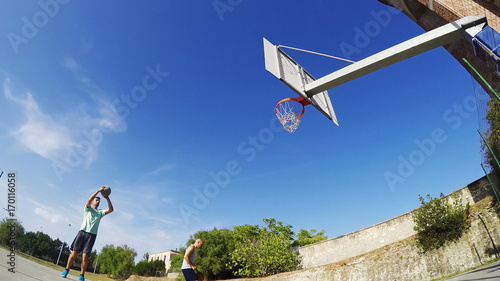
[80,206,106,235]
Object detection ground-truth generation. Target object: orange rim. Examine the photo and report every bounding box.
[275,97,308,119]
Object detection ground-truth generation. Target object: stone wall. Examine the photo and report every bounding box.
[299,176,493,269]
[299,211,415,268]
[234,177,500,281]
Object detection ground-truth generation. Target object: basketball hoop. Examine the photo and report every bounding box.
[275,97,310,133]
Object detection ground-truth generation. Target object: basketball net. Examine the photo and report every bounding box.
[275,97,310,133]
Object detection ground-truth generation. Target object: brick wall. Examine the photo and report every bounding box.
[417,0,500,31]
[380,0,500,94]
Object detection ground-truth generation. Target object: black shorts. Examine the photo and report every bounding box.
[70,230,97,255]
[182,268,198,281]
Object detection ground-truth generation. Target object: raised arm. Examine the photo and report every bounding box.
[86,186,106,208]
[104,195,114,215]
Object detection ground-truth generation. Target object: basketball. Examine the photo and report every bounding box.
[101,186,111,197]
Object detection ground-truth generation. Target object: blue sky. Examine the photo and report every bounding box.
[0,1,485,262]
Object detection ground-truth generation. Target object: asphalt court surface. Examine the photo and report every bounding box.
[0,247,82,281]
[441,260,500,280]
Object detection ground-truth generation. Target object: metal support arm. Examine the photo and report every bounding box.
[304,16,487,95]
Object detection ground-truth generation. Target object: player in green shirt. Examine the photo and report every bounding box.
[61,186,114,281]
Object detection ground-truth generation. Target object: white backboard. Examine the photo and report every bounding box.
[264,37,338,126]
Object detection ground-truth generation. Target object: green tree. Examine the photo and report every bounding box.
[86,250,98,273]
[150,259,166,276]
[134,260,152,276]
[17,231,71,264]
[17,231,37,255]
[33,232,58,260]
[229,224,262,278]
[0,218,25,247]
[99,244,137,279]
[292,228,328,247]
[413,194,470,252]
[229,218,300,278]
[190,228,236,280]
[170,248,184,269]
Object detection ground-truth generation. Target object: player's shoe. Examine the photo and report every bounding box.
[79,275,85,281]
[61,269,69,278]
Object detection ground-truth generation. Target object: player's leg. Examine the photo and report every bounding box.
[62,230,86,278]
[78,231,97,281]
[67,250,79,268]
[61,250,79,277]
[81,253,89,275]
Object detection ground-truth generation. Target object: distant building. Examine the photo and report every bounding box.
[148,249,179,271]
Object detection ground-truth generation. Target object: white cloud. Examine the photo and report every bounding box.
[161,196,175,205]
[62,56,127,134]
[34,207,67,224]
[15,118,74,160]
[62,57,90,84]
[143,213,178,226]
[3,78,75,162]
[148,165,175,176]
[29,198,70,225]
[119,210,135,220]
[62,57,82,75]
[2,56,129,168]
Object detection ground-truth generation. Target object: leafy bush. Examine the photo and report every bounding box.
[134,260,152,276]
[99,244,137,279]
[292,228,328,247]
[192,228,235,280]
[170,251,184,269]
[412,194,470,252]
[228,218,300,278]
[150,259,166,276]
[177,218,323,279]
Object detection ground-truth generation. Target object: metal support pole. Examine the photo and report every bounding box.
[56,224,71,266]
[463,58,500,102]
[93,252,100,273]
[478,130,500,171]
[93,244,102,274]
[481,164,500,205]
